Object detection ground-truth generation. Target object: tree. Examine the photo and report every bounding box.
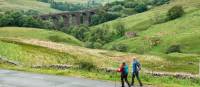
[135,4,148,13]
[167,5,184,20]
[67,25,90,41]
[0,10,53,29]
[124,2,137,8]
[150,0,170,5]
[115,22,126,37]
[91,12,121,25]
[109,5,124,12]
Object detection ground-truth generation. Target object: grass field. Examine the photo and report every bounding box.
[0,27,199,74]
[0,0,60,14]
[0,0,122,14]
[0,27,199,86]
[0,27,83,46]
[92,0,200,74]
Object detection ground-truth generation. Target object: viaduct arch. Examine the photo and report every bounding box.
[35,9,97,28]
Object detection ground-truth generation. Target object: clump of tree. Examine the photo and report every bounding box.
[50,2,88,11]
[91,0,170,25]
[134,4,147,13]
[85,23,126,49]
[65,23,126,49]
[0,10,52,29]
[167,5,184,20]
[91,10,121,25]
[65,25,90,41]
[115,22,126,37]
[85,25,115,48]
[37,0,52,3]
[148,0,170,6]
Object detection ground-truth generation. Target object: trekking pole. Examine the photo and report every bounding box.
[115,71,117,87]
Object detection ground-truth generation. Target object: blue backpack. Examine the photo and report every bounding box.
[124,65,129,74]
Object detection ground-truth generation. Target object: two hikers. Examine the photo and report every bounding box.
[117,58,143,87]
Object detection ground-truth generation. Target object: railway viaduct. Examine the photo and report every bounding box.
[35,9,97,28]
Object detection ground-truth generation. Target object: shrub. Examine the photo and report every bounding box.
[107,1,125,6]
[77,59,96,71]
[167,5,184,20]
[93,42,103,49]
[48,35,66,42]
[0,10,52,29]
[122,8,137,15]
[84,41,94,48]
[109,5,124,12]
[124,2,137,8]
[135,4,148,13]
[65,25,89,41]
[88,26,115,45]
[38,0,51,3]
[150,0,170,5]
[166,45,181,54]
[112,44,128,52]
[91,12,121,25]
[115,22,126,37]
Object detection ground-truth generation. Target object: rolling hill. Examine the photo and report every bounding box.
[0,0,121,14]
[0,27,120,67]
[92,0,200,55]
[0,27,199,87]
[0,27,199,74]
[91,0,200,75]
[0,27,83,46]
[0,0,60,14]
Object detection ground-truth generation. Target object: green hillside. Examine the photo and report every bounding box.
[0,0,121,14]
[0,0,60,14]
[91,0,200,75]
[96,0,200,54]
[0,27,199,87]
[0,27,83,46]
[0,27,120,66]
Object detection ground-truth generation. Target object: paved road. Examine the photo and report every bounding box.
[0,69,118,87]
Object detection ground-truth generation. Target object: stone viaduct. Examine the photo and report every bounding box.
[35,9,97,28]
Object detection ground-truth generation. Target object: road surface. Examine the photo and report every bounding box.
[0,69,118,87]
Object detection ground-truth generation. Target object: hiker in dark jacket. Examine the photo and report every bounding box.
[117,62,131,87]
[131,58,143,86]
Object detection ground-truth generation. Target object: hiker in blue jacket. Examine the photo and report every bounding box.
[131,58,143,86]
[117,62,131,87]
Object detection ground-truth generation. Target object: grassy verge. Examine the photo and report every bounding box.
[0,64,199,87]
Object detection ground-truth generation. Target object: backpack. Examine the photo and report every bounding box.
[124,65,129,74]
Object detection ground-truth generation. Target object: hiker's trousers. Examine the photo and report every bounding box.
[131,71,143,86]
[121,73,130,87]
